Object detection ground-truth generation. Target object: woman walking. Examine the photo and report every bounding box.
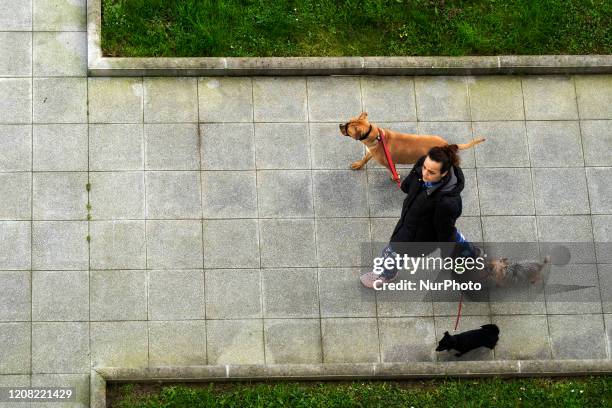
[361,144,481,287]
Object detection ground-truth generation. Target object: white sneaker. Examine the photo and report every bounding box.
[360,270,398,288]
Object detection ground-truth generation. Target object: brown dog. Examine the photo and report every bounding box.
[339,112,485,171]
[483,256,549,287]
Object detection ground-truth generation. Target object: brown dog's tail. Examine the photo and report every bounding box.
[456,137,486,150]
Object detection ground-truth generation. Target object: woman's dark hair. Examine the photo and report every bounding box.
[427,144,461,173]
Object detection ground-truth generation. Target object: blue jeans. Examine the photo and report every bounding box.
[379,230,476,279]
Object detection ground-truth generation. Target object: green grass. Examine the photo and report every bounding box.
[110,377,612,408]
[101,0,611,57]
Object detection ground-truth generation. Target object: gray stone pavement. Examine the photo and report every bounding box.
[1,1,612,407]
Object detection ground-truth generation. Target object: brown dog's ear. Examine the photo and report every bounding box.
[358,112,368,120]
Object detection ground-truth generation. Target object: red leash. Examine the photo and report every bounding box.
[454,293,463,331]
[378,129,401,189]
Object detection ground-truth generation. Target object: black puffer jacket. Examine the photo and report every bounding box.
[390,155,464,257]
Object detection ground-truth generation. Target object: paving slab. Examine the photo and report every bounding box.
[0,271,30,321]
[33,172,88,220]
[532,168,590,215]
[0,373,32,408]
[89,172,145,220]
[200,123,255,170]
[148,269,205,320]
[0,78,32,124]
[379,317,436,362]
[307,76,361,122]
[253,77,307,122]
[477,168,534,215]
[144,78,198,123]
[376,265,434,318]
[313,170,368,217]
[522,76,578,120]
[315,218,371,267]
[581,120,612,166]
[0,32,32,77]
[205,269,262,319]
[32,221,87,270]
[318,268,376,317]
[264,319,322,364]
[545,264,601,314]
[33,77,87,123]
[472,121,529,168]
[32,270,88,321]
[31,373,89,408]
[361,76,416,122]
[90,270,147,320]
[455,216,483,243]
[574,75,612,119]
[206,320,263,365]
[586,167,612,214]
[198,77,253,122]
[203,219,260,268]
[32,322,89,373]
[89,124,144,170]
[492,315,551,360]
[90,321,148,368]
[0,222,31,270]
[367,169,406,218]
[201,171,258,218]
[149,321,206,366]
[145,171,202,219]
[145,220,203,269]
[145,124,200,170]
[33,124,88,171]
[88,78,143,123]
[537,215,595,264]
[321,318,379,363]
[468,76,524,121]
[33,31,86,77]
[604,314,612,357]
[254,123,310,169]
[0,173,32,220]
[259,219,316,267]
[262,268,319,318]
[526,121,584,167]
[0,323,30,374]
[598,264,612,313]
[0,125,31,171]
[414,76,470,121]
[481,215,539,260]
[460,168,480,217]
[33,0,86,31]
[0,0,32,31]
[548,314,607,359]
[256,170,313,217]
[489,282,546,316]
[592,215,612,263]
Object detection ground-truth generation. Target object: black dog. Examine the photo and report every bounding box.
[435,324,499,357]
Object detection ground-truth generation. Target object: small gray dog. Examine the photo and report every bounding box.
[484,256,550,287]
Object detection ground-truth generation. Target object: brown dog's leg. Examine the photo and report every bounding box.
[350,151,373,170]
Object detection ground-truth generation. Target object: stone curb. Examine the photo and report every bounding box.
[90,360,612,407]
[88,0,612,77]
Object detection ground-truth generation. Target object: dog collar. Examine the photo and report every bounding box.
[358,124,373,141]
